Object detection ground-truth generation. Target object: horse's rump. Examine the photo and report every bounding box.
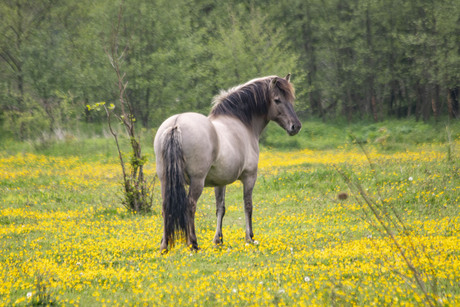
[155,113,217,181]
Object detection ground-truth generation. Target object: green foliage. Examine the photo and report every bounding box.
[261,117,460,151]
[0,0,459,134]
[87,95,154,214]
[1,94,50,140]
[206,6,305,89]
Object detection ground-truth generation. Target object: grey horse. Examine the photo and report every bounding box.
[154,74,301,252]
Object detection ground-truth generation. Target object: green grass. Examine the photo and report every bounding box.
[2,117,459,156]
[262,117,460,151]
[0,118,459,306]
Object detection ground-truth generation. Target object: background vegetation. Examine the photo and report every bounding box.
[1,0,459,142]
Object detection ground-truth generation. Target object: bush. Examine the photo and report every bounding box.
[2,95,50,141]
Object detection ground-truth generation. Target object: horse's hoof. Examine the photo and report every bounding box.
[213,236,224,245]
[190,245,200,251]
[160,242,168,254]
[245,237,254,244]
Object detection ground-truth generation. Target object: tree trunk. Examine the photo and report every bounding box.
[431,84,440,121]
[303,7,322,117]
[365,5,378,122]
[422,86,432,122]
[447,87,459,119]
[141,87,151,127]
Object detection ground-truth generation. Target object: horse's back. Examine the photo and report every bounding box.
[154,112,218,181]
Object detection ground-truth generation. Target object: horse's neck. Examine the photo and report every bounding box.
[251,115,269,140]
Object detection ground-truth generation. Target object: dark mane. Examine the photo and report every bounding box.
[210,76,295,126]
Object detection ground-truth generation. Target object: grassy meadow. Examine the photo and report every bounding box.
[0,119,459,306]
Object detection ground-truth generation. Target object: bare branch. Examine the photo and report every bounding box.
[335,137,439,307]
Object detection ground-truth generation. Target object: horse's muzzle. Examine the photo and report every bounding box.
[288,122,302,136]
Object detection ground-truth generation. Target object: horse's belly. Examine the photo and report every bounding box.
[204,165,242,187]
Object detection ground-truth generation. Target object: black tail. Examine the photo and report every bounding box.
[161,126,189,247]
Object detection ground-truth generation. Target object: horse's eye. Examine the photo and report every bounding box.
[274,98,281,104]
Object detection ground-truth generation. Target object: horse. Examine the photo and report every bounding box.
[154,74,301,252]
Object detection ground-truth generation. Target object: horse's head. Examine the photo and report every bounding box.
[268,74,302,136]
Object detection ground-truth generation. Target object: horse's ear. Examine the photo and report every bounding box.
[270,77,279,89]
[285,73,291,82]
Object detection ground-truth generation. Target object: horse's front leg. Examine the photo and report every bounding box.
[243,175,257,243]
[213,186,226,245]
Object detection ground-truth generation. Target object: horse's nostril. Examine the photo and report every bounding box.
[287,124,300,135]
[292,124,300,132]
[288,123,301,135]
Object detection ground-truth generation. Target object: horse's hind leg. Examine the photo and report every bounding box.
[213,186,226,245]
[243,174,257,243]
[187,178,204,250]
[159,183,169,253]
[160,218,168,253]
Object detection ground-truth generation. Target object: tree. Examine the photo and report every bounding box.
[260,0,460,121]
[206,4,307,112]
[0,0,56,138]
[89,3,153,213]
[0,0,56,103]
[0,0,115,138]
[1,0,459,130]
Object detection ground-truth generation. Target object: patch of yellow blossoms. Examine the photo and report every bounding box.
[0,142,459,306]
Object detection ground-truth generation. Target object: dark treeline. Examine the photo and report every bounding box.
[1,0,459,139]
